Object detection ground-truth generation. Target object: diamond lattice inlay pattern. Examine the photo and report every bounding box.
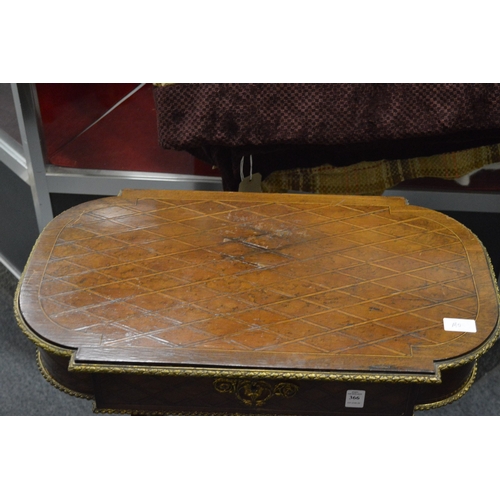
[19,191,499,374]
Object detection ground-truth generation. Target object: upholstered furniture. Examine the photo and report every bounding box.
[154,84,500,193]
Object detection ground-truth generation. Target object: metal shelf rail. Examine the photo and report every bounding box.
[1,83,223,235]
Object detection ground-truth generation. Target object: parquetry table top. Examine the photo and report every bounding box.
[17,190,500,381]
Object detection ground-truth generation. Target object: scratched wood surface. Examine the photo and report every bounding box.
[18,190,499,376]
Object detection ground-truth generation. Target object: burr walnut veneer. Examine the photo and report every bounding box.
[15,190,500,415]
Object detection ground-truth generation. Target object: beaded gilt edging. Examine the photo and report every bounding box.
[67,355,442,384]
[94,408,253,416]
[36,349,93,401]
[414,362,478,411]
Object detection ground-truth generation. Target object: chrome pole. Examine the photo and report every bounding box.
[12,83,53,231]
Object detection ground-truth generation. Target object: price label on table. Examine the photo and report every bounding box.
[443,318,477,333]
[345,390,366,408]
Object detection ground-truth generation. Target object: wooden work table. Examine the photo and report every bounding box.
[15,190,500,415]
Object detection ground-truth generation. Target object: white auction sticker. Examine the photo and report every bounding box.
[345,390,366,408]
[443,318,477,333]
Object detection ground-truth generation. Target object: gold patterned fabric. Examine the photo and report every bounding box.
[261,143,500,195]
